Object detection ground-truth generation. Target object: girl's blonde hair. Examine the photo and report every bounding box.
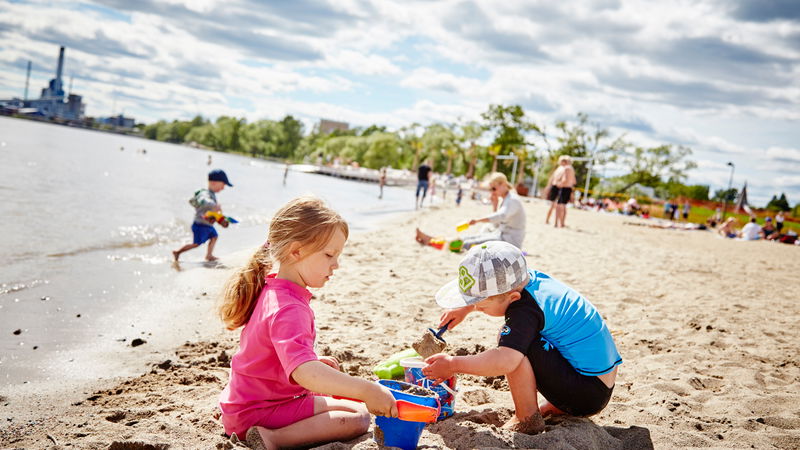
[219,196,349,330]
[486,172,513,190]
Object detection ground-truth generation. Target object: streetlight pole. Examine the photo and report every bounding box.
[722,162,735,219]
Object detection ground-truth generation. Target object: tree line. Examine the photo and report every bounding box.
[140,104,793,210]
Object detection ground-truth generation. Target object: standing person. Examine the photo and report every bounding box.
[552,155,576,228]
[173,169,233,262]
[207,154,213,166]
[422,241,621,434]
[283,163,290,187]
[776,211,785,234]
[378,167,387,199]
[218,197,397,448]
[416,172,525,251]
[682,201,691,221]
[415,159,433,209]
[456,185,463,207]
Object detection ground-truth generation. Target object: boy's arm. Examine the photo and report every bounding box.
[423,347,524,380]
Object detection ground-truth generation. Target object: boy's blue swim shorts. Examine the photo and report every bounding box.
[192,223,218,245]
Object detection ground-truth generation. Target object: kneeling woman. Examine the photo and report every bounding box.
[416,172,526,251]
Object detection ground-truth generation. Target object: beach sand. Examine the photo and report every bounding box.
[2,197,799,449]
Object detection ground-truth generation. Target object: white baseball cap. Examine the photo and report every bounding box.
[435,241,529,309]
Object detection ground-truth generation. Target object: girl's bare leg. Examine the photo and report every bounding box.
[247,397,369,450]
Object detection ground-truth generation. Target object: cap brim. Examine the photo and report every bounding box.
[435,278,482,309]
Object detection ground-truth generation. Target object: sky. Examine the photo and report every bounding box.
[0,0,798,206]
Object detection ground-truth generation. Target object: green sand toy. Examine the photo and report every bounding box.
[373,348,420,379]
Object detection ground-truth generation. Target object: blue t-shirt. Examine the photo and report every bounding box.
[498,269,622,376]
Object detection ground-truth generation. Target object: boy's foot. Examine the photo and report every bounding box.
[206,255,219,262]
[246,426,276,450]
[503,412,545,435]
[172,250,180,261]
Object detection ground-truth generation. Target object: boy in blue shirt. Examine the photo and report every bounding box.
[172,169,233,262]
[422,241,622,434]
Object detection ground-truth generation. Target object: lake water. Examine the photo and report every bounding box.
[0,117,418,387]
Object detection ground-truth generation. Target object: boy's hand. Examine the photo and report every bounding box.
[364,383,398,418]
[318,356,340,371]
[439,305,473,329]
[422,353,455,382]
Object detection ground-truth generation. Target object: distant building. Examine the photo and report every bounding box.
[318,119,349,134]
[0,46,85,121]
[98,114,135,129]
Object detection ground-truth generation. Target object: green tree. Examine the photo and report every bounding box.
[712,188,738,202]
[212,116,245,152]
[422,124,457,173]
[616,144,696,193]
[481,104,529,177]
[363,132,401,169]
[278,115,304,159]
[457,120,485,179]
[551,112,625,190]
[766,193,791,211]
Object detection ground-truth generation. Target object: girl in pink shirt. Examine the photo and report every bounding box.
[218,197,397,449]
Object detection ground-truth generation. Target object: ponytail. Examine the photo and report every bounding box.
[219,245,272,330]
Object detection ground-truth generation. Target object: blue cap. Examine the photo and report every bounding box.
[208,169,233,187]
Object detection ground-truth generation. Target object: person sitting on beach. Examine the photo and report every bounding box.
[740,217,762,241]
[173,169,233,262]
[415,172,526,251]
[717,217,737,238]
[421,241,622,434]
[218,197,397,448]
[761,217,778,241]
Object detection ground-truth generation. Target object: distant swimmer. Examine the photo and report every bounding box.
[120,146,124,151]
[208,154,213,166]
[173,169,234,262]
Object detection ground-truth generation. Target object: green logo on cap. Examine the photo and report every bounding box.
[458,265,475,293]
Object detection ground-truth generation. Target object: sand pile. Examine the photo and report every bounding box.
[2,197,799,449]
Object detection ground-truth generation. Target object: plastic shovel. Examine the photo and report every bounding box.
[456,222,470,232]
[427,319,453,344]
[332,396,439,423]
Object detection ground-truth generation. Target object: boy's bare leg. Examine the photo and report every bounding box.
[247,397,369,449]
[205,237,218,261]
[539,400,565,417]
[503,356,545,434]
[173,243,199,261]
[415,228,433,245]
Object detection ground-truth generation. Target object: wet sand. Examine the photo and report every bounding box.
[2,197,799,449]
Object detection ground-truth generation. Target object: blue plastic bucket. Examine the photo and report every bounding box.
[400,357,457,420]
[374,380,439,450]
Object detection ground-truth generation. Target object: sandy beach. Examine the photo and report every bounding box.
[2,196,799,449]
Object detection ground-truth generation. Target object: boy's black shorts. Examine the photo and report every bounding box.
[528,342,614,416]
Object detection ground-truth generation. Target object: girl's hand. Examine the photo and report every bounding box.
[439,305,473,329]
[364,383,398,418]
[422,354,455,382]
[468,219,478,226]
[318,356,340,371]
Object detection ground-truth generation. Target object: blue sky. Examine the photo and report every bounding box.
[1,0,798,205]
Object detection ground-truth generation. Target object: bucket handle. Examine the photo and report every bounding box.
[332,396,439,423]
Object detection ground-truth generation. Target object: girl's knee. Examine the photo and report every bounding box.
[342,409,370,435]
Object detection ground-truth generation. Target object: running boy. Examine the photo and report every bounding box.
[173,169,233,262]
[422,241,622,434]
